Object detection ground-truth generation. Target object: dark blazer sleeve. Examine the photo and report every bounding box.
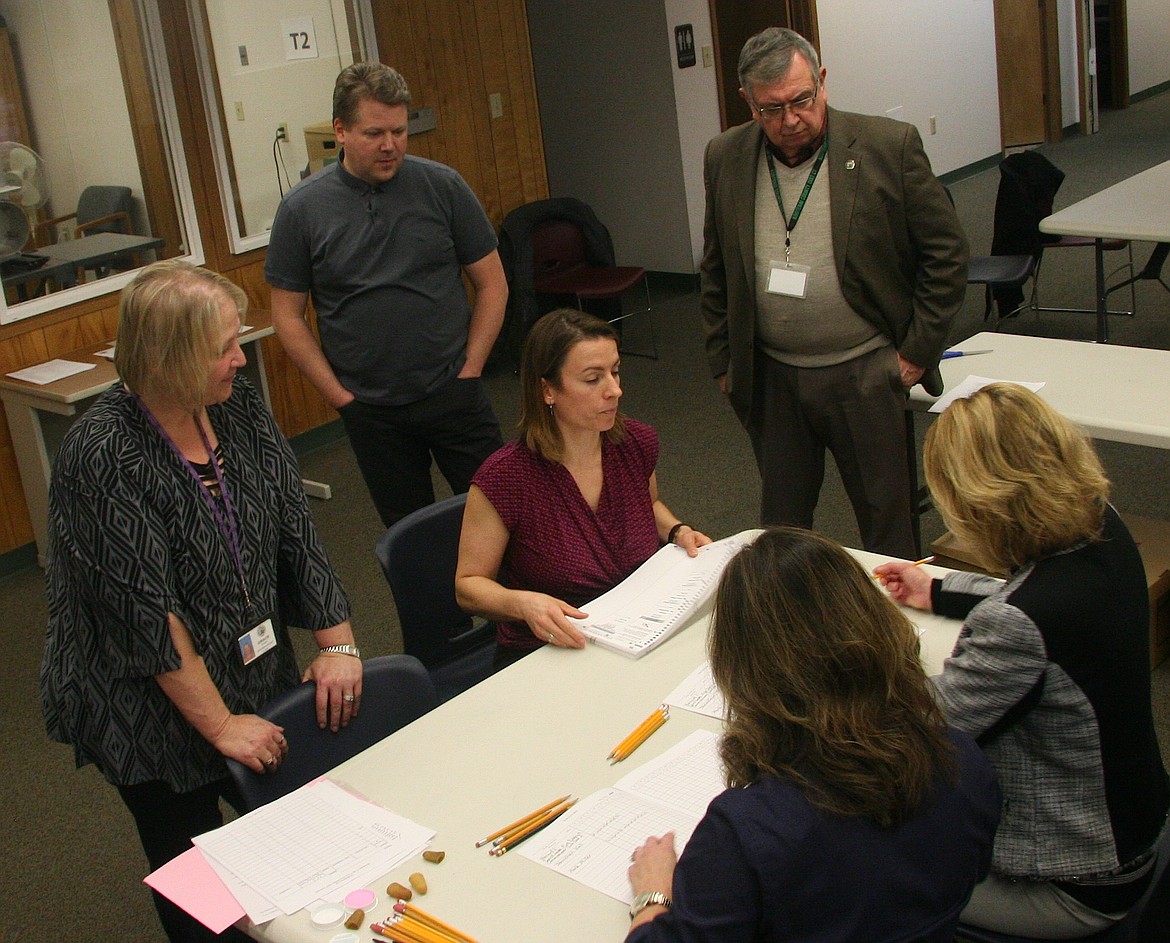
[830,110,968,395]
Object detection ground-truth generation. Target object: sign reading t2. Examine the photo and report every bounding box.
[282,17,319,61]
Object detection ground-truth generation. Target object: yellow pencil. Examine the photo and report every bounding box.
[608,705,669,761]
[394,902,478,943]
[610,706,669,762]
[872,555,935,578]
[474,793,570,847]
[490,797,578,856]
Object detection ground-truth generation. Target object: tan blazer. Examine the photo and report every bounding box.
[700,107,968,429]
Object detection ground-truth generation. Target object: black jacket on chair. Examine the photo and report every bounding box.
[989,152,1066,316]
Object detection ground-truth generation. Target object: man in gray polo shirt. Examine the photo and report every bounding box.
[266,63,506,527]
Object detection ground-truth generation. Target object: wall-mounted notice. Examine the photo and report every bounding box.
[282,17,318,60]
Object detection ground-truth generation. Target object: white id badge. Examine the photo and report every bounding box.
[238,617,277,665]
[767,262,811,298]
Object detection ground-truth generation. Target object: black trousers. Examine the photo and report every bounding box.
[117,777,253,943]
[751,346,916,559]
[338,374,503,527]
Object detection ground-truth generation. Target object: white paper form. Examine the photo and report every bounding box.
[571,531,759,658]
[929,375,1044,413]
[5,358,96,384]
[192,779,434,920]
[518,730,725,903]
[664,662,726,720]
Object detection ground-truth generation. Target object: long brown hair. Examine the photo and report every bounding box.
[709,527,956,827]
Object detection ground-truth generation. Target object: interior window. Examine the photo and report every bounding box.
[0,0,201,325]
[189,0,370,253]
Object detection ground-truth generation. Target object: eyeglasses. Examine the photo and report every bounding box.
[752,85,820,121]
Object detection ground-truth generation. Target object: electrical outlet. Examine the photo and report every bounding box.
[276,123,289,142]
[929,115,938,135]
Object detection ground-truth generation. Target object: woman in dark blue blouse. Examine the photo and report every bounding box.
[625,528,1001,942]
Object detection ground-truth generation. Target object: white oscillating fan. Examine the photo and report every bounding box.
[0,142,49,262]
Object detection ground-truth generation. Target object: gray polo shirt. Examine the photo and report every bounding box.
[265,154,498,405]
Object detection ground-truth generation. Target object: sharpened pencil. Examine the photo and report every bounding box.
[609,705,669,762]
[474,793,570,847]
[490,797,577,856]
[374,916,459,943]
[872,555,935,578]
[393,902,478,943]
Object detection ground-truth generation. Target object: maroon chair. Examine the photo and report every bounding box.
[531,217,656,359]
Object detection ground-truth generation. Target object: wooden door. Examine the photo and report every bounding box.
[993,0,1062,148]
[708,0,818,131]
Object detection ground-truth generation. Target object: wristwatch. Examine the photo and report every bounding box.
[629,891,672,919]
[318,644,361,658]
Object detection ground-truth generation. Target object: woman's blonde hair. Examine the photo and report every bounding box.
[710,527,956,828]
[518,308,626,461]
[925,383,1108,570]
[115,260,247,412]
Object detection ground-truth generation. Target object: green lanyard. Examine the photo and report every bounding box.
[766,135,829,263]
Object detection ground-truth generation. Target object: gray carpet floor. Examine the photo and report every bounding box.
[3,90,1169,942]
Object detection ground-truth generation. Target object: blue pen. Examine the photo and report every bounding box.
[941,349,993,359]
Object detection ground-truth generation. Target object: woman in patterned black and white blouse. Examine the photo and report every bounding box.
[40,261,363,943]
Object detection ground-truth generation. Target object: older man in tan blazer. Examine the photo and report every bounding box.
[702,27,967,558]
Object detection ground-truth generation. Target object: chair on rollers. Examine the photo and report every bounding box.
[375,493,495,703]
[226,654,438,811]
[954,819,1170,942]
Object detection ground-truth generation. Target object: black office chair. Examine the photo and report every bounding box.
[375,494,495,703]
[989,152,1134,326]
[36,185,147,279]
[954,821,1170,943]
[944,186,1036,327]
[226,654,438,811]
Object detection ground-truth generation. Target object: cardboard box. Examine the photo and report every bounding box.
[1122,513,1170,669]
[930,513,1170,669]
[303,121,338,174]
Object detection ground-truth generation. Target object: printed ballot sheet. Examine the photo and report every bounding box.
[519,730,725,903]
[571,531,759,658]
[192,779,434,920]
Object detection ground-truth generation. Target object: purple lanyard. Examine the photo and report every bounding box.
[134,394,251,610]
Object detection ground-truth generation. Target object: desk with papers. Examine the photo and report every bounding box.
[224,546,964,943]
[909,331,1170,450]
[0,311,274,566]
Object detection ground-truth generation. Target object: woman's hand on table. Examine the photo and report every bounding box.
[518,591,588,649]
[303,652,364,731]
[212,714,288,774]
[873,561,934,611]
[673,526,713,557]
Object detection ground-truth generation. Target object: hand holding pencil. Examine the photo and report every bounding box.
[871,557,935,611]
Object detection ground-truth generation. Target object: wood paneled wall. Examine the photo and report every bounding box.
[0,0,548,558]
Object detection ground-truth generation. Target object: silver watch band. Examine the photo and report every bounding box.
[318,643,361,658]
[629,890,672,919]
